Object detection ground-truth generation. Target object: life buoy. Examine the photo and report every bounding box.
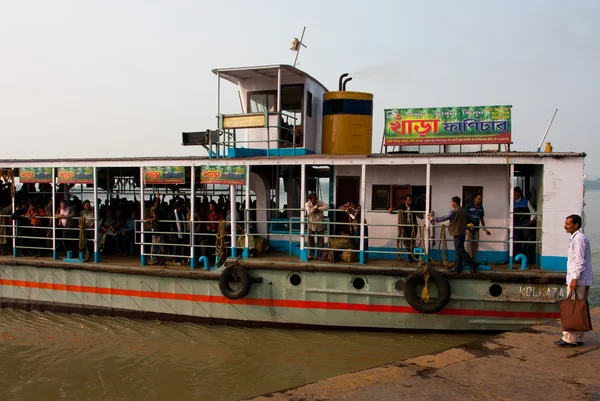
[403,268,451,314]
[219,265,252,300]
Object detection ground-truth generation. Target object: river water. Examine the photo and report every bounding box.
[1,192,599,401]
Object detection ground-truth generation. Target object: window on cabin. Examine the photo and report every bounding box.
[411,185,432,212]
[372,185,391,210]
[248,91,277,113]
[462,186,483,207]
[372,185,420,211]
[307,91,313,118]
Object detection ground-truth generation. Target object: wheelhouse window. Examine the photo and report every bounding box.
[248,91,277,113]
[279,84,304,147]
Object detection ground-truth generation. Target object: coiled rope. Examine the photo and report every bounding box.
[214,220,227,268]
[78,216,90,261]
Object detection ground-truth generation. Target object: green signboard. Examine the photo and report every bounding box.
[144,166,185,185]
[57,167,93,184]
[20,167,52,184]
[384,105,511,146]
[200,165,246,186]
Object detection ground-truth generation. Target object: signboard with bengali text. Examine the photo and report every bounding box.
[57,167,93,184]
[19,168,52,184]
[143,166,185,185]
[200,165,246,186]
[384,105,511,146]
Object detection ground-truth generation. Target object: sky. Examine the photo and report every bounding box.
[1,1,599,175]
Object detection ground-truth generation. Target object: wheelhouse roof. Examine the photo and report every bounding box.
[212,64,329,92]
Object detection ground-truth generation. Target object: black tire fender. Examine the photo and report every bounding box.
[403,268,451,314]
[219,265,252,300]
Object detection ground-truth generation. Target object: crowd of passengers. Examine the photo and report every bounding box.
[0,181,245,264]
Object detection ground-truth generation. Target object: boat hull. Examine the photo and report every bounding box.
[0,259,564,331]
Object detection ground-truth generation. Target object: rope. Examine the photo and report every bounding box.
[214,220,227,268]
[420,264,430,303]
[78,216,90,261]
[396,211,425,263]
[428,224,452,268]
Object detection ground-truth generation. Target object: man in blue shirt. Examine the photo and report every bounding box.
[513,186,536,260]
[464,193,491,261]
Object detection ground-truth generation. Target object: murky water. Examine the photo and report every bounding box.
[1,191,599,401]
[0,310,486,401]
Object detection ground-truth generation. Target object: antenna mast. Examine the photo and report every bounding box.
[290,27,307,67]
[536,108,558,152]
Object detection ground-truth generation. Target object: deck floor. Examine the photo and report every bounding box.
[0,251,539,272]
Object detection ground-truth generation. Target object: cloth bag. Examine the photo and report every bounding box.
[559,290,593,332]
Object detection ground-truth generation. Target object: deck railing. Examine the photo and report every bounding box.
[1,208,544,269]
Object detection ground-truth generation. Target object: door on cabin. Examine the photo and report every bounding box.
[335,176,360,235]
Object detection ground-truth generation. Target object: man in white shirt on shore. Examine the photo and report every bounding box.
[556,214,594,347]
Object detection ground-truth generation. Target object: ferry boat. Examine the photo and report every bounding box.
[0,63,584,331]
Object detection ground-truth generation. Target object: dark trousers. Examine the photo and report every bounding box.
[175,234,188,259]
[453,235,476,272]
[200,233,216,264]
[307,230,324,258]
[116,231,132,255]
[57,226,76,254]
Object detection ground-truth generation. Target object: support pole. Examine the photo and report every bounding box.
[230,185,237,257]
[190,166,197,268]
[509,164,515,269]
[359,164,366,264]
[425,163,431,263]
[51,168,56,259]
[276,67,282,158]
[243,166,250,258]
[140,167,147,266]
[93,167,100,262]
[12,176,17,258]
[300,164,307,261]
[217,72,221,116]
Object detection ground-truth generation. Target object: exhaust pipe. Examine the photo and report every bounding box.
[338,73,349,91]
[342,77,353,91]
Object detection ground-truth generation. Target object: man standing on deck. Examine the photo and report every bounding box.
[513,186,536,260]
[428,196,480,274]
[389,194,423,262]
[465,193,491,261]
[305,193,329,261]
[556,214,593,347]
